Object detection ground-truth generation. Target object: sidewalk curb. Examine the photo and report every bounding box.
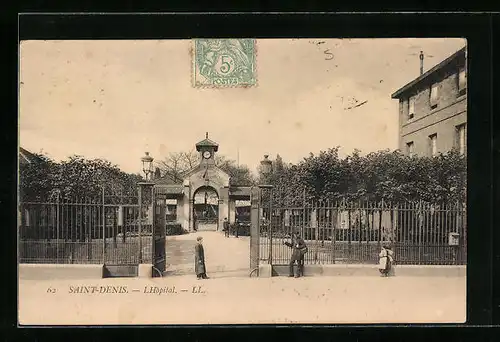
[19,264,105,280]
[264,264,466,278]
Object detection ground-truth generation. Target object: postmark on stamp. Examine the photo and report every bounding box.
[192,39,256,88]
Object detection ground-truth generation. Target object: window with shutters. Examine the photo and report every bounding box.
[429,83,439,109]
[456,124,466,155]
[457,67,467,96]
[406,142,415,157]
[429,134,438,157]
[408,96,415,120]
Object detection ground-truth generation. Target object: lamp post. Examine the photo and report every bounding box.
[259,155,274,265]
[141,152,154,182]
[260,155,273,180]
[138,151,155,264]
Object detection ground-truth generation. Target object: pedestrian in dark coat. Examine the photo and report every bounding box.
[195,236,209,279]
[234,218,240,238]
[223,218,230,237]
[284,232,307,277]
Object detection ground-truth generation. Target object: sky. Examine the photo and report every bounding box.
[19,38,466,174]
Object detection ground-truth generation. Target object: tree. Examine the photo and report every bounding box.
[20,153,146,246]
[20,154,143,202]
[50,155,142,200]
[156,150,199,183]
[19,153,59,201]
[215,155,256,186]
[261,149,466,204]
[157,150,256,186]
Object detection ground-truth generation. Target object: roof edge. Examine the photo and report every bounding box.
[19,147,43,163]
[391,46,466,99]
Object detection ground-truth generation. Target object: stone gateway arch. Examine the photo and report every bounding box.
[152,133,251,232]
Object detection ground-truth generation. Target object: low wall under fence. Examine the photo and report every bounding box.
[258,199,466,266]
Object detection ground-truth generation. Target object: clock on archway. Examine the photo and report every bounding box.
[203,151,212,159]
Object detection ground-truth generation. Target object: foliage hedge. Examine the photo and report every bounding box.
[259,148,466,205]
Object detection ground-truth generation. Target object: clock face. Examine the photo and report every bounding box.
[203,151,212,159]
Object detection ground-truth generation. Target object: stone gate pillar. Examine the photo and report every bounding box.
[176,197,184,229]
[183,184,191,231]
[188,199,195,232]
[250,187,261,271]
[219,187,229,230]
[147,204,154,225]
[229,199,236,223]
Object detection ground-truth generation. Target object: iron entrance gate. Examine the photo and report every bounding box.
[152,188,167,277]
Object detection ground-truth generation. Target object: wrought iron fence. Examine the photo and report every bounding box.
[259,197,466,266]
[18,192,153,264]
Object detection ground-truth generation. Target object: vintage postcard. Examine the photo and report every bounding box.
[18,38,467,325]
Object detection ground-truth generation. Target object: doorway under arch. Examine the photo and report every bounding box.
[193,185,219,231]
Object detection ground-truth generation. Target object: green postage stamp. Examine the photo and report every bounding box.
[192,39,257,88]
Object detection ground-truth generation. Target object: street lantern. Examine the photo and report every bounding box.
[259,154,274,264]
[141,152,154,181]
[137,152,155,264]
[260,155,272,176]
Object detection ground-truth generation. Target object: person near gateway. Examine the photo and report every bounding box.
[378,243,394,277]
[195,236,209,280]
[284,232,308,278]
[193,211,198,232]
[223,217,230,237]
[234,218,240,238]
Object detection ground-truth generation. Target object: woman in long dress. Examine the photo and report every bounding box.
[378,244,394,277]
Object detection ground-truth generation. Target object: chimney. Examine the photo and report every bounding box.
[419,51,424,75]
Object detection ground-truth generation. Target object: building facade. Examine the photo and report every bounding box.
[19,147,43,165]
[153,134,252,232]
[391,47,467,157]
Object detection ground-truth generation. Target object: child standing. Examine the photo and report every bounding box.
[378,244,394,277]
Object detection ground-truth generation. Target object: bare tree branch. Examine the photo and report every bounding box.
[157,150,256,186]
